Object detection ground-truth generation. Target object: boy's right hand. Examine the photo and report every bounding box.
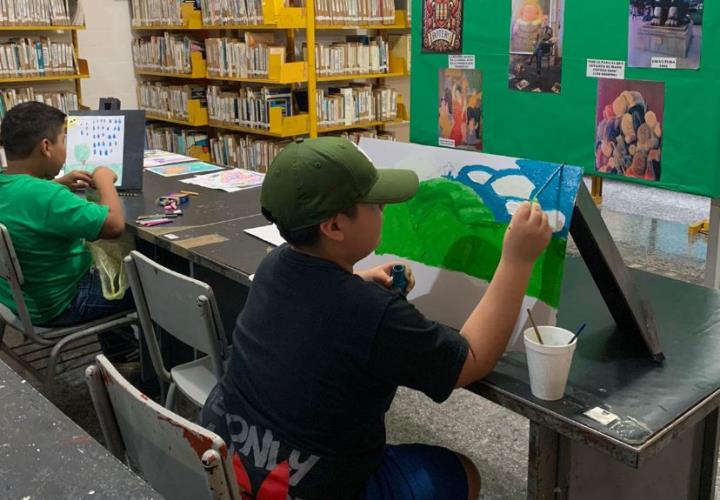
[92,166,117,186]
[502,202,552,266]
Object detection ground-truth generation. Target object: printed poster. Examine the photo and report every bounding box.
[422,0,464,53]
[438,68,482,151]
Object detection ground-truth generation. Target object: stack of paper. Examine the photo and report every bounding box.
[180,168,265,192]
[146,161,223,177]
[143,149,197,168]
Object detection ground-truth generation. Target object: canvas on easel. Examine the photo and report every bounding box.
[357,138,584,351]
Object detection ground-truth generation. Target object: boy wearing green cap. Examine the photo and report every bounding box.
[201,137,551,499]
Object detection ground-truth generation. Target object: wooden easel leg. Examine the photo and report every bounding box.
[591,176,603,205]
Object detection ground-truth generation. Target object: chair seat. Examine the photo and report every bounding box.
[171,356,218,407]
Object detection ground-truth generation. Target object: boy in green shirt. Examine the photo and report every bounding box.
[0,102,133,351]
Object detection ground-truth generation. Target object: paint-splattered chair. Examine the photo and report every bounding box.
[123,250,228,409]
[86,354,242,500]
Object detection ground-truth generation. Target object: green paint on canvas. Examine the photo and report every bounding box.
[377,178,567,307]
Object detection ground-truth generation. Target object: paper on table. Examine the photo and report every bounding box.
[143,149,196,168]
[147,161,223,177]
[245,224,286,247]
[180,168,265,192]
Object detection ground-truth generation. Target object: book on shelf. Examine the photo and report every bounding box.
[316,84,397,127]
[315,0,396,25]
[0,0,85,26]
[199,0,263,26]
[132,32,203,74]
[137,81,206,121]
[131,0,185,26]
[308,36,388,77]
[145,122,209,156]
[206,33,286,79]
[210,132,289,172]
[327,129,396,144]
[0,87,77,120]
[0,37,77,77]
[208,84,294,130]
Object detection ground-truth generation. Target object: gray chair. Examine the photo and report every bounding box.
[0,223,136,392]
[86,354,242,500]
[123,250,228,409]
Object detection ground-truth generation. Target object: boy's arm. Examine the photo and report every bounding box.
[455,202,551,387]
[92,167,125,239]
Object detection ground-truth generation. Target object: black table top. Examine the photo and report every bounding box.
[0,360,161,499]
[126,170,720,466]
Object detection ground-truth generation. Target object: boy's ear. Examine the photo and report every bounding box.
[318,216,345,242]
[38,138,52,158]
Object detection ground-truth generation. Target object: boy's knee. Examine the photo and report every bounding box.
[455,453,481,500]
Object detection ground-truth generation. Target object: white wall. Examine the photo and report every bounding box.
[77,0,137,109]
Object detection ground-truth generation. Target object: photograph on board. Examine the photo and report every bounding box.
[628,1,703,69]
[438,68,482,150]
[508,0,564,94]
[595,79,665,182]
[422,0,464,53]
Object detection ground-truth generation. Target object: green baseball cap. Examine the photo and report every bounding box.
[261,137,419,231]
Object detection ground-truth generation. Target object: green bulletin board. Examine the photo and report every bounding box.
[410,0,720,197]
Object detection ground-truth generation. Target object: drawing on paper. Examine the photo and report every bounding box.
[357,138,583,350]
[64,115,125,185]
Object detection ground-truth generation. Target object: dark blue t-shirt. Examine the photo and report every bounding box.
[200,245,469,499]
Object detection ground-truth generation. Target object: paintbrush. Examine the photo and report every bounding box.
[526,308,544,345]
[568,323,586,344]
[531,163,565,203]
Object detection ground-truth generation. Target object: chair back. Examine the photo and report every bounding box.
[0,223,36,337]
[85,354,241,500]
[124,250,227,382]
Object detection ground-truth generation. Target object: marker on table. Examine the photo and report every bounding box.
[392,264,408,295]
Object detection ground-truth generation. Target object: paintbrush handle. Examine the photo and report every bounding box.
[526,308,544,345]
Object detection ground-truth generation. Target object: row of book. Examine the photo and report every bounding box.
[0,0,84,25]
[311,36,389,76]
[137,81,206,120]
[316,0,396,25]
[199,0,264,26]
[210,132,288,172]
[207,84,294,130]
[0,87,77,120]
[132,33,203,74]
[316,85,397,128]
[0,37,76,77]
[206,33,284,79]
[145,122,210,156]
[130,0,184,26]
[330,129,396,144]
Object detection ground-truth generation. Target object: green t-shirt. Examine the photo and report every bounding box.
[0,173,109,324]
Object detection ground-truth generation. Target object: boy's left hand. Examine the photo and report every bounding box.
[55,170,93,191]
[356,262,415,293]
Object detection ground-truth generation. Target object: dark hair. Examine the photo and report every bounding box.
[262,205,358,248]
[0,102,66,161]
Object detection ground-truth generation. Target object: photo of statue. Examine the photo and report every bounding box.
[508,0,564,94]
[628,0,703,69]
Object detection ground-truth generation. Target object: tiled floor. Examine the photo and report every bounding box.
[1,179,715,499]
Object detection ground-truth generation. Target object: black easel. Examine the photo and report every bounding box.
[569,182,664,361]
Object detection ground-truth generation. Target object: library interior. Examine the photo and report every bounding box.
[2,1,720,499]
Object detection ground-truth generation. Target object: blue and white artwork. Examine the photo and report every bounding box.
[64,116,125,186]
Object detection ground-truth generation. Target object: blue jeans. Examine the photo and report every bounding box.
[42,268,136,360]
[358,444,469,500]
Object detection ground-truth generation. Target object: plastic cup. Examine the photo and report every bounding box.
[523,326,577,401]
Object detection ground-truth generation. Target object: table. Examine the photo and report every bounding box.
[0,359,161,499]
[125,170,720,499]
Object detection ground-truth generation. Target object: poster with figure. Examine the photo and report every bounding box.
[357,138,583,351]
[438,68,482,151]
[422,0,464,53]
[508,0,564,94]
[628,0,703,69]
[595,79,664,181]
[64,115,125,186]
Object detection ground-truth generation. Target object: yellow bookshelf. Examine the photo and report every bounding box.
[135,51,207,79]
[208,55,307,85]
[144,99,209,127]
[317,56,408,83]
[203,0,306,29]
[0,24,84,31]
[317,96,409,133]
[132,3,203,30]
[316,10,409,30]
[210,108,309,138]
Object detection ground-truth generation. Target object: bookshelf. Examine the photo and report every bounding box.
[130,0,411,168]
[0,2,88,125]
